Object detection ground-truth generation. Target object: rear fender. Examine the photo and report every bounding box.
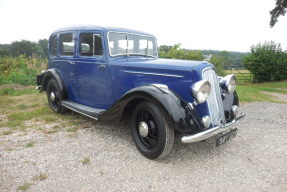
[41,68,65,93]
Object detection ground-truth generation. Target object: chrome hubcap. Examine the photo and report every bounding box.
[139,122,149,137]
[50,92,56,102]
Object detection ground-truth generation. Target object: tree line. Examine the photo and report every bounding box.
[0,39,48,58]
[159,44,247,76]
[1,39,286,83]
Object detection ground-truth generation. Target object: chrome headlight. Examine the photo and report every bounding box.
[221,74,236,93]
[192,80,211,104]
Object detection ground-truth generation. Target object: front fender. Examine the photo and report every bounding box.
[99,84,203,134]
[222,90,239,122]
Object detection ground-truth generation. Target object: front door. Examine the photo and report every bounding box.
[75,32,114,109]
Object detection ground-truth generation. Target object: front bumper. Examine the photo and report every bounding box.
[181,113,245,143]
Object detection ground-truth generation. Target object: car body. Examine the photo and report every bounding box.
[37,25,245,159]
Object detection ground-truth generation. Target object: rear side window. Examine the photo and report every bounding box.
[59,33,75,56]
[80,33,103,56]
[50,35,57,57]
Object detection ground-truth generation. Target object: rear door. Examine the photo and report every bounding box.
[75,31,114,108]
[50,32,79,100]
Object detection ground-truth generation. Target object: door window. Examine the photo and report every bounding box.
[79,33,103,56]
[59,33,75,56]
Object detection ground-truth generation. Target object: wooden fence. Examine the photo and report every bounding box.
[224,66,253,84]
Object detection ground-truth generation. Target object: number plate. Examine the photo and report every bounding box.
[216,129,237,147]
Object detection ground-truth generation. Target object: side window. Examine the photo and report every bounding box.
[59,33,74,56]
[80,33,103,56]
[50,35,57,57]
[94,34,103,55]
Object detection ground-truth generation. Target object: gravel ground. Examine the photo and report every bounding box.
[1,102,287,192]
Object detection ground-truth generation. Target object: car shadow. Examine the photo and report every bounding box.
[78,115,226,164]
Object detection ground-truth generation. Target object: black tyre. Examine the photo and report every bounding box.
[130,101,174,159]
[47,79,66,114]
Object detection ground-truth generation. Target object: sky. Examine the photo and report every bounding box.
[0,0,286,52]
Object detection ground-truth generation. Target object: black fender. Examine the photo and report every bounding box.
[41,68,66,93]
[222,90,239,122]
[99,84,203,134]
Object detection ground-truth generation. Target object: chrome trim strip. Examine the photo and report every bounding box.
[75,61,106,64]
[51,60,75,63]
[181,113,245,143]
[61,103,99,121]
[123,70,184,78]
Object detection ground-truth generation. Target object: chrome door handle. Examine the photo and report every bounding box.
[97,64,106,69]
[68,61,75,64]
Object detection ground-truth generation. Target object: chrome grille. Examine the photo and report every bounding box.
[202,67,225,126]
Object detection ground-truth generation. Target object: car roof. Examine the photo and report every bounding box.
[52,25,154,36]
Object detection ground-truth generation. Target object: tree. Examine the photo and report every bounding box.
[244,41,287,82]
[270,0,287,27]
[37,39,48,57]
[10,40,44,57]
[158,44,225,75]
[0,44,11,57]
[159,44,204,61]
[209,55,226,76]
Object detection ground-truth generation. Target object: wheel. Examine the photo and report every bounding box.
[47,79,66,114]
[130,101,174,159]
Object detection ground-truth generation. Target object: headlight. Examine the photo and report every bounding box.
[192,80,211,104]
[221,74,236,93]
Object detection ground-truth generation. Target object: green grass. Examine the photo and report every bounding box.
[0,85,91,133]
[25,141,35,148]
[17,104,29,110]
[237,80,287,103]
[17,183,32,191]
[66,127,78,132]
[237,86,279,103]
[253,80,287,89]
[0,87,36,96]
[81,157,91,165]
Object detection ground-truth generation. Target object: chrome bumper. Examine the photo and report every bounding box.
[181,113,245,143]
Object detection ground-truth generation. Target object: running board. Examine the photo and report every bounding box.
[61,100,105,120]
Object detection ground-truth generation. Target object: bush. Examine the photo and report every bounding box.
[0,56,47,85]
[209,55,226,76]
[244,41,287,82]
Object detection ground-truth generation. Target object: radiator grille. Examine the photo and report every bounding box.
[202,67,226,126]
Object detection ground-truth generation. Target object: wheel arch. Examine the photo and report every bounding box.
[42,69,66,96]
[99,85,202,133]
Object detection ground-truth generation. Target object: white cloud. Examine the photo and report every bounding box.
[0,0,286,52]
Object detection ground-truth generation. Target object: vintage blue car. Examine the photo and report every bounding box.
[37,25,245,159]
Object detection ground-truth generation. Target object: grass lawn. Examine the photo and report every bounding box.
[237,80,287,103]
[0,85,93,135]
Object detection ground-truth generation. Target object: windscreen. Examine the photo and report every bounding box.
[108,32,157,57]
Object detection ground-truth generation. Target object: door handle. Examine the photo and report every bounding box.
[68,61,75,65]
[97,64,106,69]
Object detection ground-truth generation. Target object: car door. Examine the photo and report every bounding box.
[52,32,79,100]
[75,31,114,108]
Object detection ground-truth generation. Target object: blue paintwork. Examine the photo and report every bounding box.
[48,25,213,118]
